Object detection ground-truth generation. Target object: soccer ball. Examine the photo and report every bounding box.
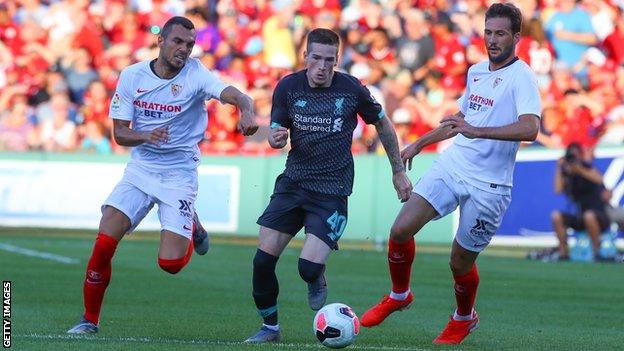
[313,303,360,349]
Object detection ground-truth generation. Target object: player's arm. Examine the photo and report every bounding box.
[374,117,412,202]
[374,117,405,175]
[219,86,258,136]
[401,111,464,170]
[112,119,168,147]
[441,113,539,141]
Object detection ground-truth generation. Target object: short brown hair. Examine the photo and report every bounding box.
[485,3,522,34]
[306,28,340,52]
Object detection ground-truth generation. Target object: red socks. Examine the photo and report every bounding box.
[387,237,415,294]
[158,240,193,274]
[453,264,479,316]
[83,233,118,324]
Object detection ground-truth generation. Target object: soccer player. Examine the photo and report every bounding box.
[360,3,541,345]
[67,16,258,334]
[244,28,413,343]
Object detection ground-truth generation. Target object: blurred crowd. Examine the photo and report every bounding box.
[1,0,624,155]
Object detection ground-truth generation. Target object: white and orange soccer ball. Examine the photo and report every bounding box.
[313,303,360,349]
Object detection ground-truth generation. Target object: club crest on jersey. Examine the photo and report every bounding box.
[171,83,183,97]
[493,77,503,88]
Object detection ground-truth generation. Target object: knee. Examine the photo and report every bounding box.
[253,249,278,273]
[390,221,414,242]
[449,257,470,276]
[158,257,186,275]
[298,258,324,283]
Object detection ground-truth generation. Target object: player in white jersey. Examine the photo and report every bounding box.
[67,16,258,334]
[361,3,541,345]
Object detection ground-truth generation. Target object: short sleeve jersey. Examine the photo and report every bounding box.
[271,70,384,196]
[109,58,228,170]
[437,58,542,194]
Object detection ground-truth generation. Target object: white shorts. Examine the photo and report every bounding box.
[413,163,511,252]
[103,163,198,239]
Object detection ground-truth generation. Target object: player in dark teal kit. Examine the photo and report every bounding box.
[245,28,413,343]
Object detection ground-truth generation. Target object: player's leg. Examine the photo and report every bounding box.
[155,167,198,274]
[245,226,294,343]
[433,239,481,345]
[433,186,510,345]
[362,165,458,327]
[360,194,438,327]
[157,230,193,274]
[299,192,347,311]
[246,175,304,343]
[299,234,331,310]
[69,176,154,334]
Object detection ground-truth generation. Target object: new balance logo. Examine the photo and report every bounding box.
[294,99,307,108]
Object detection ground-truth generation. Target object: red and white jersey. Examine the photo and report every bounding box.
[437,58,541,194]
[110,58,228,170]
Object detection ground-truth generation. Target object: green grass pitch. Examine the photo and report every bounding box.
[1,228,622,351]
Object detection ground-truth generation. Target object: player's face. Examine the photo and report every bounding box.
[158,24,196,70]
[484,17,519,65]
[304,43,339,88]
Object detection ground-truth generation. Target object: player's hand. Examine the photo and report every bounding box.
[145,126,169,146]
[268,127,289,149]
[392,171,413,203]
[401,142,422,171]
[440,115,479,139]
[238,111,259,136]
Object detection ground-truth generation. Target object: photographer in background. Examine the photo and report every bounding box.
[551,143,610,260]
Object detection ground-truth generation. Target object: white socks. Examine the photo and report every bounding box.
[389,289,411,301]
[263,323,280,331]
[452,309,475,321]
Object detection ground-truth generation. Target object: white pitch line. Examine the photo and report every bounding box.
[17,333,441,351]
[0,243,79,264]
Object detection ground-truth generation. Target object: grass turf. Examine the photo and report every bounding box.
[0,229,622,351]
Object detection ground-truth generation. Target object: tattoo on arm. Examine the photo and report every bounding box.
[375,119,404,174]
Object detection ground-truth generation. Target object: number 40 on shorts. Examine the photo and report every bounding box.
[326,211,347,241]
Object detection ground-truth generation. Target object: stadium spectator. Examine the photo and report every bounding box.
[0,93,37,151]
[79,120,112,154]
[60,48,99,104]
[0,0,622,155]
[551,143,610,260]
[395,9,435,83]
[545,0,596,71]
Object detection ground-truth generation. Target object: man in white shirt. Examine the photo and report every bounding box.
[67,16,258,334]
[361,3,541,345]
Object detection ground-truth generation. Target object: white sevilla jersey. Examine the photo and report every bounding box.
[109,58,228,170]
[437,58,541,194]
